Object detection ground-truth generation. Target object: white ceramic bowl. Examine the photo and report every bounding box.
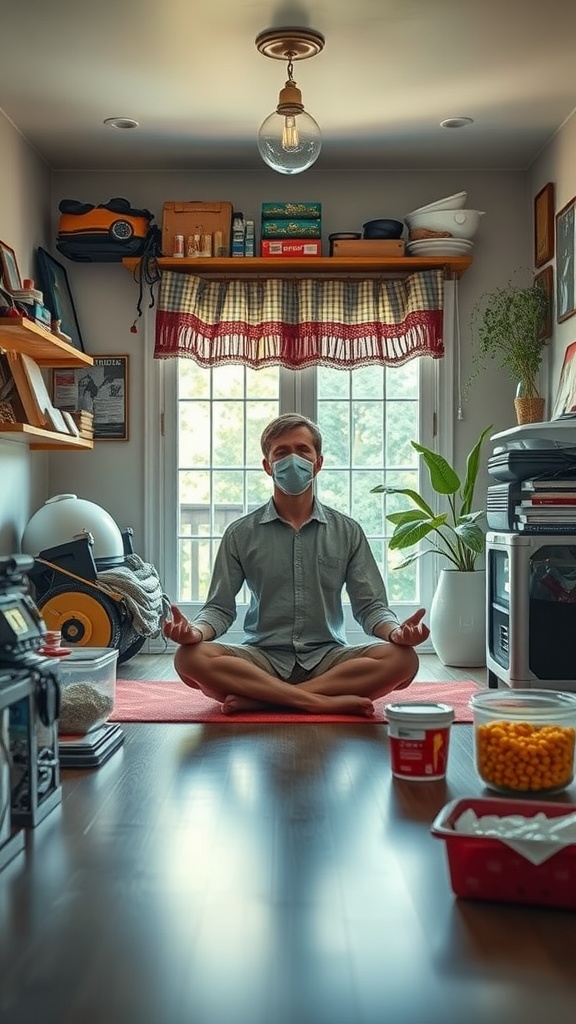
[405,209,484,240]
[408,191,467,215]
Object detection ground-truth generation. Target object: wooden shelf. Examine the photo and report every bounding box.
[123,255,473,279]
[0,422,94,450]
[0,318,93,368]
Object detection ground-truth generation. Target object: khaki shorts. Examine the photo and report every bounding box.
[215,642,388,683]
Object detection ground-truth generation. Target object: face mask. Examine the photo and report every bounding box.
[271,453,315,495]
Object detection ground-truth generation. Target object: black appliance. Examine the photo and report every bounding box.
[0,555,61,869]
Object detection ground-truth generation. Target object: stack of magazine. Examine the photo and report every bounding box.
[515,478,576,533]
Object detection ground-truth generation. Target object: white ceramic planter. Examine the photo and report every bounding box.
[430,568,486,667]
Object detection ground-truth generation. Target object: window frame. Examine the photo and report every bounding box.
[142,281,457,653]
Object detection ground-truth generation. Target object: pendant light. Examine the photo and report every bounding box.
[255,28,325,175]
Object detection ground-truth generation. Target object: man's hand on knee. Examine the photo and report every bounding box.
[163,604,204,646]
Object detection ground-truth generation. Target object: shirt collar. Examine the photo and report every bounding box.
[259,496,328,525]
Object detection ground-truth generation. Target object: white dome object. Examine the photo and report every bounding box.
[405,209,485,240]
[408,191,467,215]
[22,494,125,565]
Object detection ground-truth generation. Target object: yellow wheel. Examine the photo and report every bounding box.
[38,583,123,649]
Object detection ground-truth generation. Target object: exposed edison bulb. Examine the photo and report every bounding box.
[282,115,299,150]
[257,108,322,174]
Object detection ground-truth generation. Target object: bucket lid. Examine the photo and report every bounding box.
[385,700,454,725]
[469,688,576,720]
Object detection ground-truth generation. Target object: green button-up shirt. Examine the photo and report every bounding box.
[194,498,399,677]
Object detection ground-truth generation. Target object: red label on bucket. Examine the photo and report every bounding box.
[389,724,450,779]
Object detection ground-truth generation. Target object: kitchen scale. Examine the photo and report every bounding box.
[58,722,124,768]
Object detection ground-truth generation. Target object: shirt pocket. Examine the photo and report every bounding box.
[317,555,347,591]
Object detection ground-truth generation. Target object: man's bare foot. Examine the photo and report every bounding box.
[221,693,374,717]
[221,695,273,714]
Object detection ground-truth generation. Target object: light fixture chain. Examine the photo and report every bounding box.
[286,57,295,82]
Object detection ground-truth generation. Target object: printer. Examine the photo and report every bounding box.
[487,416,576,530]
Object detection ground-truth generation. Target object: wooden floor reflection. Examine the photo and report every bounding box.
[2,719,576,1024]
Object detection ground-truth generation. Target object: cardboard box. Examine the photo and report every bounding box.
[331,239,405,257]
[260,240,322,257]
[162,201,234,257]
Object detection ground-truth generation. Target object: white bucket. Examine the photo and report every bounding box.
[385,700,455,780]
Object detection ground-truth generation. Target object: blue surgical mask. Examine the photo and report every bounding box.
[271,453,315,495]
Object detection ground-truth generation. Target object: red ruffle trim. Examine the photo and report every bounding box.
[154,310,444,368]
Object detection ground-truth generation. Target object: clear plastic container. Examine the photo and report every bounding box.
[470,688,576,795]
[56,647,118,734]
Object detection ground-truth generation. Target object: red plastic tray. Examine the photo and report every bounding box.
[431,796,576,909]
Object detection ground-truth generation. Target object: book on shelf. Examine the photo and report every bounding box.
[7,351,71,433]
[61,410,80,436]
[516,503,576,516]
[516,522,576,534]
[70,410,94,427]
[6,351,48,427]
[523,495,576,504]
[516,512,576,524]
[0,353,27,424]
[19,353,71,434]
[522,478,576,491]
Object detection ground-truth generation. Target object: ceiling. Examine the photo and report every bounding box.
[1,0,576,173]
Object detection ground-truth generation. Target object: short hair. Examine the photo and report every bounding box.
[260,413,323,459]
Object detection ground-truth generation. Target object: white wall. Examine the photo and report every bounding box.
[530,111,576,402]
[0,111,52,555]
[46,166,531,554]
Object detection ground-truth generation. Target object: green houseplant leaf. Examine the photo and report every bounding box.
[371,425,493,572]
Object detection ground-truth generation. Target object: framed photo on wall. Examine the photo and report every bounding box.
[533,182,554,268]
[52,355,129,440]
[555,196,576,323]
[0,240,23,292]
[551,340,576,419]
[36,247,85,352]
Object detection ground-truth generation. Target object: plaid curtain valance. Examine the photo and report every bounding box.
[154,269,445,368]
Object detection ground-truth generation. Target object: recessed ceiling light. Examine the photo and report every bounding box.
[440,117,474,129]
[103,117,139,130]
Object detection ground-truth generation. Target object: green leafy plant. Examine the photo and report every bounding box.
[371,425,493,572]
[467,277,550,399]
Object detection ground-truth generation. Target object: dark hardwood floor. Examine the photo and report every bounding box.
[2,718,576,1024]
[9,652,576,1024]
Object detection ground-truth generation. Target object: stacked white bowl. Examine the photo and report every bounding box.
[404,191,483,257]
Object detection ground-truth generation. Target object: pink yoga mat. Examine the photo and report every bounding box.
[109,679,479,724]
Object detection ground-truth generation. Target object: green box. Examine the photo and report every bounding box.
[261,219,322,239]
[261,202,322,220]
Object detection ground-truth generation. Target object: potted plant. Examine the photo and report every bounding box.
[468,276,551,424]
[372,424,493,666]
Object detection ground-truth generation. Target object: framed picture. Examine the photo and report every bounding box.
[551,340,576,419]
[36,247,85,352]
[534,182,554,268]
[534,265,554,340]
[52,355,129,440]
[0,240,23,292]
[555,196,576,324]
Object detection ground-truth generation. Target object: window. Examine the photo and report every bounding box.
[164,359,437,643]
[149,281,455,649]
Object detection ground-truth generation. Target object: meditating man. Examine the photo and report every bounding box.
[163,413,429,716]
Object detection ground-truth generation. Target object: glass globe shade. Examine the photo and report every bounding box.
[257,109,322,174]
